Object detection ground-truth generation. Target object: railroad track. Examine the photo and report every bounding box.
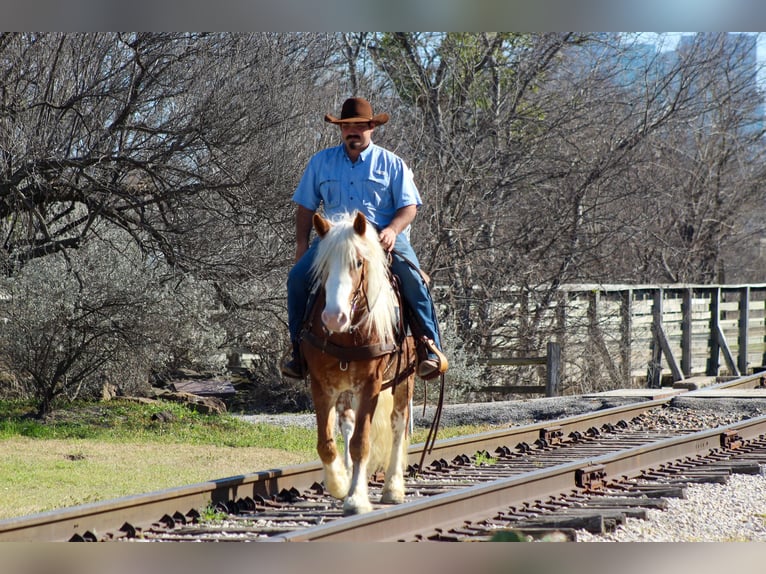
[2,372,766,542]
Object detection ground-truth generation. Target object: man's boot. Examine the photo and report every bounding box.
[280,341,305,379]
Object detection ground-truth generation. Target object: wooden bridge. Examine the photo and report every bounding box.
[560,283,766,386]
[479,283,766,395]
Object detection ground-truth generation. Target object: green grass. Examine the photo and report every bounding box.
[0,398,489,448]
[473,450,497,465]
[0,399,318,450]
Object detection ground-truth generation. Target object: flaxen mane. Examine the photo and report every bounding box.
[310,211,397,344]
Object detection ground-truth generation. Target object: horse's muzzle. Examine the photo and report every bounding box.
[321,308,351,333]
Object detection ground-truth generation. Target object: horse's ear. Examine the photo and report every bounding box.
[352,211,367,236]
[314,213,331,238]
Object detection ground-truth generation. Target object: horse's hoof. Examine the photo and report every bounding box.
[324,476,349,499]
[324,460,350,498]
[380,489,405,505]
[343,498,373,516]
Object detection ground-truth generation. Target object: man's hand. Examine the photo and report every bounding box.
[379,205,417,252]
[379,227,397,252]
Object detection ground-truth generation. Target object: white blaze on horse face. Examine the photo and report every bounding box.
[321,256,355,333]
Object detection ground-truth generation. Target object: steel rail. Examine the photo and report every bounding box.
[0,398,669,541]
[0,463,334,542]
[270,413,766,541]
[0,370,763,542]
[699,371,766,391]
[403,396,673,465]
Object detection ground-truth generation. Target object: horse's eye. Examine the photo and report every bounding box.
[355,259,363,269]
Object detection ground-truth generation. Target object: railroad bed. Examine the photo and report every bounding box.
[3,373,766,542]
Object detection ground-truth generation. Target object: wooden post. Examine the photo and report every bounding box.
[681,287,692,377]
[763,292,766,368]
[620,289,633,384]
[707,287,721,376]
[739,286,750,375]
[555,290,567,388]
[648,288,663,388]
[546,341,560,397]
[650,288,684,384]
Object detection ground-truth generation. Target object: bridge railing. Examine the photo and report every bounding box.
[478,283,766,392]
[559,284,766,387]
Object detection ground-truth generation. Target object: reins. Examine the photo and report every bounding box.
[301,262,409,368]
[301,328,399,362]
[416,370,445,473]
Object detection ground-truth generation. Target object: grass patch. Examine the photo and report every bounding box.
[0,399,318,450]
[0,398,492,521]
[473,450,498,466]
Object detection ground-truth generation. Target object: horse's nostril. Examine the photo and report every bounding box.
[322,310,349,332]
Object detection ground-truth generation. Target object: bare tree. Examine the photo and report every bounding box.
[0,232,225,416]
[0,33,334,272]
[0,32,339,410]
[626,33,766,283]
[346,32,766,393]
[363,33,588,352]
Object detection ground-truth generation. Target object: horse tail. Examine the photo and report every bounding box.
[368,387,394,474]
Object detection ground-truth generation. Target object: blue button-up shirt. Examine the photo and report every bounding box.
[292,142,422,238]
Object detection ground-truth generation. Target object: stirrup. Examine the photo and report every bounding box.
[417,337,448,380]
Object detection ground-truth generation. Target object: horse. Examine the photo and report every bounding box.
[300,210,417,515]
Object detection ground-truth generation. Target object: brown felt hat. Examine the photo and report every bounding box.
[324,97,389,126]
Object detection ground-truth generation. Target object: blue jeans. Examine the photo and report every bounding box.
[287,234,442,352]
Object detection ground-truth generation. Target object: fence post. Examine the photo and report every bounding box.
[682,287,692,377]
[707,287,721,376]
[546,341,560,397]
[739,286,750,375]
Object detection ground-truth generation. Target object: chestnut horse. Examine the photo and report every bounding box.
[301,211,416,515]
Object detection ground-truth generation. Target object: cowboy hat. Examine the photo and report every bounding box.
[324,97,389,126]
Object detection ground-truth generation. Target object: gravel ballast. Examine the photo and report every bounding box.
[576,472,766,542]
[236,395,649,429]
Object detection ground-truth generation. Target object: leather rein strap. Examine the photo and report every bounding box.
[417,371,445,473]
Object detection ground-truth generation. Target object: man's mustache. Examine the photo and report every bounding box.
[346,135,362,149]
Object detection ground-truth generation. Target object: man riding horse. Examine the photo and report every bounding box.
[282,97,448,381]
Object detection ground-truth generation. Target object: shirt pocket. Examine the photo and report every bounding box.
[365,171,392,208]
[319,179,341,208]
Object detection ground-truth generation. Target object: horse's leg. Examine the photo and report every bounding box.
[343,384,378,516]
[337,391,356,471]
[380,377,413,505]
[312,383,349,499]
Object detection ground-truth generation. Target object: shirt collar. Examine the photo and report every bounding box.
[358,142,375,161]
[342,141,375,163]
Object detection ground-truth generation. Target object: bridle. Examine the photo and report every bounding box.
[346,258,369,333]
[300,255,413,385]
